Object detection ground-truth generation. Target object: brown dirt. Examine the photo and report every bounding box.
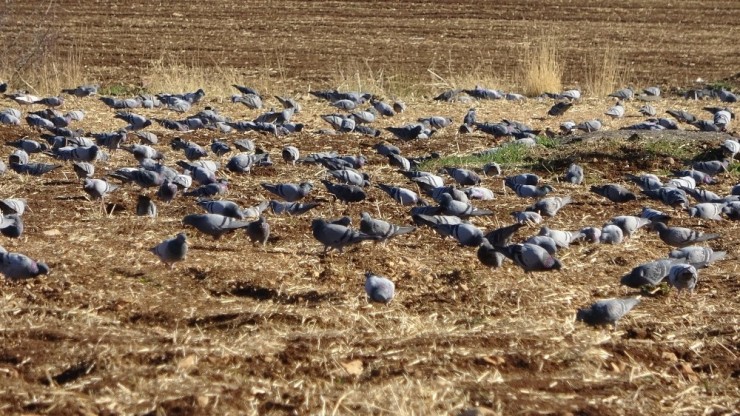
[1,1,739,88]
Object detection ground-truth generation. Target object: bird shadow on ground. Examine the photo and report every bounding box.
[53,195,88,201]
[191,244,240,253]
[211,281,337,305]
[44,180,78,186]
[111,268,146,279]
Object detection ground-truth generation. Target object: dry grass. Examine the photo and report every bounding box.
[583,46,626,97]
[518,38,563,97]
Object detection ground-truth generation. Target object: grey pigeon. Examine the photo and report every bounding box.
[226,153,272,173]
[83,178,118,200]
[477,239,506,268]
[669,246,726,265]
[198,200,245,219]
[157,180,179,202]
[0,252,49,280]
[641,187,688,208]
[579,227,601,243]
[184,180,228,198]
[605,101,625,118]
[564,164,583,185]
[328,169,370,187]
[0,199,27,216]
[150,233,188,267]
[182,214,251,239]
[10,162,61,176]
[418,116,452,129]
[62,84,98,97]
[270,200,320,216]
[687,203,724,220]
[246,216,270,245]
[548,101,572,117]
[377,183,424,206]
[609,88,634,100]
[692,159,729,176]
[438,193,492,218]
[639,105,657,117]
[210,139,231,157]
[575,119,602,132]
[483,223,523,247]
[373,141,400,156]
[463,186,495,201]
[429,222,484,247]
[496,243,562,272]
[648,222,720,247]
[509,183,554,198]
[512,210,543,225]
[505,173,539,186]
[442,167,480,186]
[311,218,378,253]
[666,109,696,123]
[360,212,415,243]
[723,201,740,220]
[110,168,163,188]
[387,153,411,170]
[626,174,663,191]
[282,146,300,165]
[590,184,636,203]
[364,272,395,303]
[136,195,157,217]
[606,215,650,238]
[668,264,698,293]
[525,236,559,254]
[242,201,270,219]
[576,298,640,328]
[321,180,366,204]
[621,259,680,288]
[539,226,581,248]
[412,214,463,228]
[0,214,23,238]
[72,162,95,179]
[261,182,312,202]
[482,162,502,176]
[600,225,624,244]
[526,195,572,217]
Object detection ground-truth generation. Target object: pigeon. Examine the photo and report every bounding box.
[576,298,640,328]
[483,223,523,247]
[509,184,554,198]
[687,203,725,220]
[482,162,502,176]
[0,214,24,238]
[387,153,411,171]
[722,201,740,220]
[496,243,562,272]
[210,139,231,157]
[674,169,715,186]
[538,226,581,248]
[109,168,164,188]
[364,272,395,303]
[115,111,151,130]
[182,214,251,239]
[321,180,366,204]
[438,193,492,218]
[477,240,506,268]
[600,224,624,244]
[512,211,543,225]
[157,180,179,202]
[269,201,320,216]
[183,180,228,198]
[62,84,98,97]
[197,200,246,219]
[548,101,573,117]
[411,214,462,228]
[261,182,313,202]
[525,236,559,254]
[281,146,300,165]
[310,218,378,253]
[83,178,119,200]
[505,173,539,186]
[668,264,698,293]
[604,102,625,118]
[359,212,415,243]
[526,196,572,217]
[648,222,720,247]
[373,142,400,156]
[246,216,270,245]
[692,159,729,176]
[429,222,484,247]
[0,252,50,280]
[226,153,273,173]
[590,184,636,203]
[327,169,370,187]
[605,215,650,238]
[626,174,663,191]
[579,227,601,243]
[150,233,188,268]
[10,162,61,176]
[609,88,634,100]
[136,195,157,217]
[669,246,726,265]
[639,105,657,117]
[564,163,583,185]
[720,139,740,159]
[8,138,48,154]
[463,186,495,201]
[442,167,481,186]
[575,119,602,132]
[621,259,683,288]
[641,187,688,208]
[377,184,424,206]
[0,199,27,216]
[666,109,696,123]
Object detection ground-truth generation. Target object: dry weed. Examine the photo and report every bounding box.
[518,38,563,96]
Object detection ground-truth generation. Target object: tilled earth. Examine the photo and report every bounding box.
[0,91,737,415]
[1,1,739,88]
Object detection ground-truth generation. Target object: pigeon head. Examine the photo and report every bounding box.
[176,232,187,242]
[36,262,50,276]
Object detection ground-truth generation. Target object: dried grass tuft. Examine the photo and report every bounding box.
[518,38,563,96]
[582,46,626,97]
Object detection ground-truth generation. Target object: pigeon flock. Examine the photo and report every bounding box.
[0,79,738,330]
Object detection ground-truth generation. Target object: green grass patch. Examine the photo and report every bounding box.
[640,139,695,160]
[535,135,561,149]
[419,142,533,170]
